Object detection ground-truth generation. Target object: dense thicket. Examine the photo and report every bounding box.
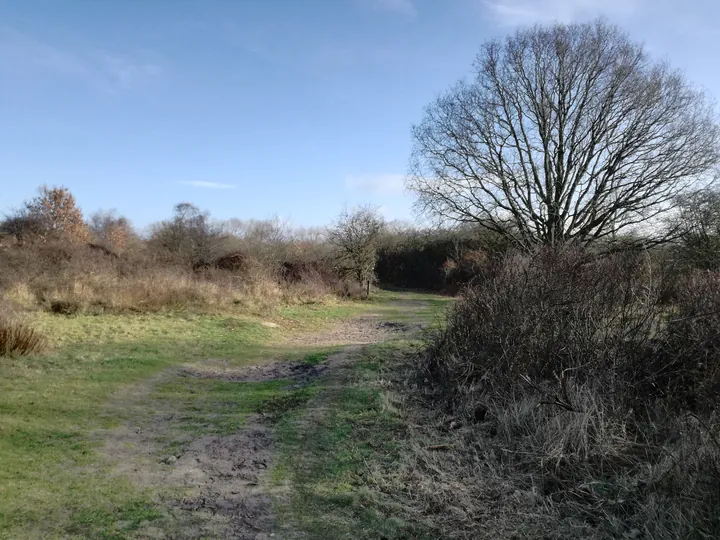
[0,191,356,319]
[377,234,478,290]
[415,245,720,538]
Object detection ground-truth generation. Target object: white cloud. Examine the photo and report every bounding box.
[346,173,406,195]
[0,27,163,91]
[179,181,236,189]
[483,0,638,26]
[365,0,417,17]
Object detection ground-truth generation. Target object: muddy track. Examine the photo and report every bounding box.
[99,311,423,539]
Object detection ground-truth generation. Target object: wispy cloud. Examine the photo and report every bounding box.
[0,27,163,91]
[93,51,163,90]
[179,181,236,190]
[364,0,417,17]
[483,0,638,26]
[346,173,406,195]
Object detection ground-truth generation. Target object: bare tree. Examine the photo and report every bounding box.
[673,188,720,269]
[150,203,226,265]
[328,206,385,296]
[408,20,719,248]
[220,217,291,264]
[89,209,137,251]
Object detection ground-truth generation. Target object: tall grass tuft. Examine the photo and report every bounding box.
[0,317,47,357]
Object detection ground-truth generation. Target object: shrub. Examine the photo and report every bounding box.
[0,241,335,315]
[376,228,510,291]
[425,246,659,400]
[0,317,46,357]
[415,245,720,538]
[656,270,720,410]
[0,189,345,317]
[88,210,137,252]
[22,185,90,243]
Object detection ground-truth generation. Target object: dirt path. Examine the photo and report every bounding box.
[99,306,425,539]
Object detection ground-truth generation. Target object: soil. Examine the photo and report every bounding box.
[99,311,423,539]
[284,314,421,347]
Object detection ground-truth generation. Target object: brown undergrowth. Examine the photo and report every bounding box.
[0,241,341,316]
[400,246,720,539]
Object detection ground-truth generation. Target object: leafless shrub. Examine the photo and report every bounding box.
[88,209,138,252]
[148,202,229,267]
[1,208,47,243]
[412,245,720,538]
[202,251,248,273]
[426,246,660,400]
[0,240,335,315]
[655,270,720,409]
[220,217,292,266]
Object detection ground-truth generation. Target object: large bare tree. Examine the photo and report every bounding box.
[408,20,719,247]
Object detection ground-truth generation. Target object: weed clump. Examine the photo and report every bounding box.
[0,317,47,357]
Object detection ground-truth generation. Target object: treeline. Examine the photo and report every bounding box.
[0,185,500,320]
[376,226,511,290]
[0,186,347,318]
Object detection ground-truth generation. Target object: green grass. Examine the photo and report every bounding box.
[366,289,453,326]
[300,349,337,365]
[0,300,374,539]
[272,339,436,539]
[0,289,451,538]
[156,378,293,435]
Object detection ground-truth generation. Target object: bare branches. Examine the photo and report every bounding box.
[408,19,720,247]
[328,206,385,296]
[673,187,720,269]
[149,203,227,265]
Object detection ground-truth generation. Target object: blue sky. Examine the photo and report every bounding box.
[1,0,718,230]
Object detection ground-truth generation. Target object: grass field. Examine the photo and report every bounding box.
[271,297,451,539]
[0,290,450,539]
[272,340,430,539]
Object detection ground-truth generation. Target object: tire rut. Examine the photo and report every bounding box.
[98,313,421,539]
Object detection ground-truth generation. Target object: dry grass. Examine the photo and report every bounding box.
[371,367,720,539]
[39,269,285,314]
[0,241,341,316]
[403,246,720,539]
[0,316,47,357]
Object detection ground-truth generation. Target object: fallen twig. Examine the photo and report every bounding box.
[426,444,453,451]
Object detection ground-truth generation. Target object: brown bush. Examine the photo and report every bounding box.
[23,185,90,243]
[281,259,337,285]
[0,189,346,316]
[426,247,659,397]
[0,317,46,357]
[0,240,337,315]
[208,251,247,273]
[415,245,720,539]
[88,210,136,252]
